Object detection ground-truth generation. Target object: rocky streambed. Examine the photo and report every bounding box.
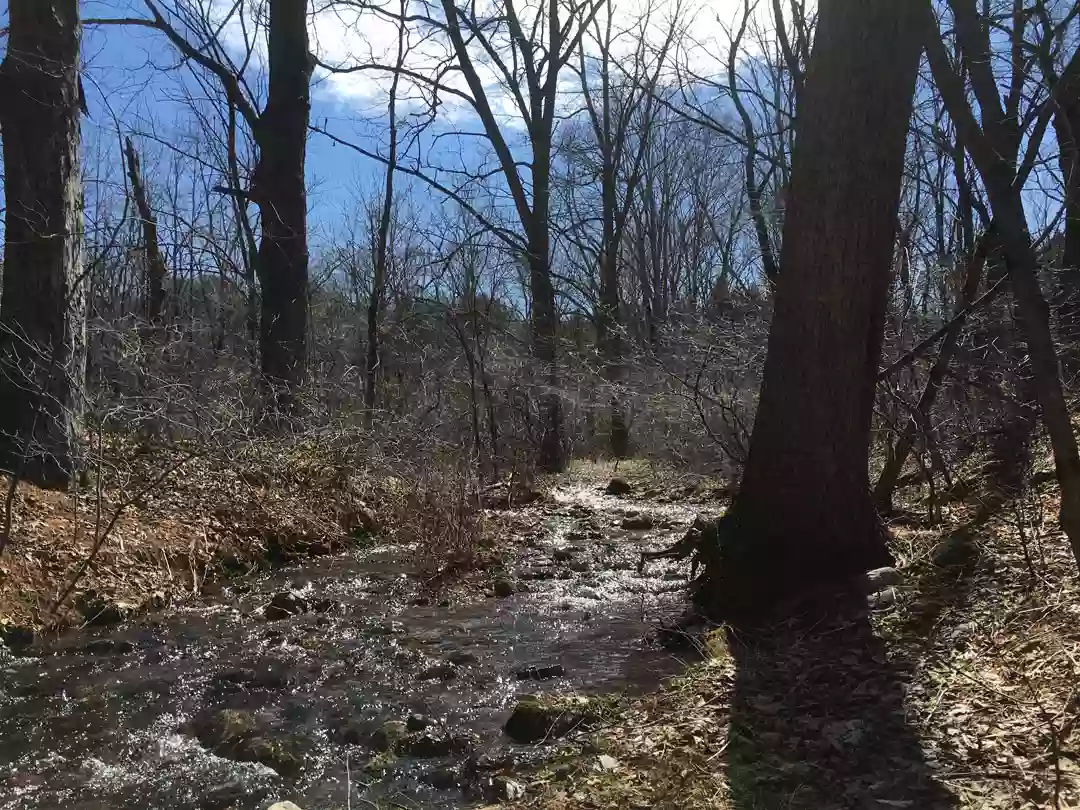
[0,482,722,810]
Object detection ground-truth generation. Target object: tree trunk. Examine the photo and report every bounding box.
[124,137,168,322]
[923,3,1080,569]
[1054,76,1080,369]
[530,143,563,473]
[695,0,923,618]
[875,229,993,511]
[0,0,87,487]
[252,0,312,408]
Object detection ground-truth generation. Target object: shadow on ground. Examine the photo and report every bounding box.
[724,598,958,810]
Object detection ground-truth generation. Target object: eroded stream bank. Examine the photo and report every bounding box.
[0,482,722,810]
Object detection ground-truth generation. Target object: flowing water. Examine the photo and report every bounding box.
[0,484,718,810]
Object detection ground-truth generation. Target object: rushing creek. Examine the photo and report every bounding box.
[0,485,718,810]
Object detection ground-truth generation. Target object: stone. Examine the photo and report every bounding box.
[396,732,455,758]
[447,651,478,666]
[369,720,408,753]
[418,663,458,682]
[605,477,633,497]
[406,713,432,732]
[932,532,979,568]
[553,548,574,563]
[503,696,596,744]
[868,587,897,611]
[493,579,516,598]
[0,623,34,649]
[489,776,525,802]
[266,803,304,810]
[515,664,566,681]
[264,591,308,621]
[863,566,902,592]
[569,559,590,573]
[621,514,654,530]
[428,766,459,790]
[81,638,136,655]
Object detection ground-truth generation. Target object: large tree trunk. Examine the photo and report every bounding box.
[124,137,168,322]
[695,0,923,618]
[530,143,563,473]
[0,0,87,487]
[597,156,628,458]
[252,0,313,408]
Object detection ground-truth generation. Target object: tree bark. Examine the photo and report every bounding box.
[695,0,923,618]
[0,0,87,487]
[251,0,313,408]
[124,137,168,322]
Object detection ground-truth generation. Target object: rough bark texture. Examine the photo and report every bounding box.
[0,0,87,487]
[124,137,168,322]
[252,0,313,407]
[695,0,923,618]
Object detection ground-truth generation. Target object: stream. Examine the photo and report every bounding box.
[0,484,717,810]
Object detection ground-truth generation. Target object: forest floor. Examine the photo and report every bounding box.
[496,456,1080,810]
[1,442,1078,808]
[0,434,381,635]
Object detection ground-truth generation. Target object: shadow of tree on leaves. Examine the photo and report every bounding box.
[724,598,957,810]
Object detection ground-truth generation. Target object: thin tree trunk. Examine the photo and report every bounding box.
[251,0,313,408]
[0,0,87,487]
[124,137,168,322]
[924,2,1080,568]
[1053,74,1080,370]
[696,0,923,618]
[363,0,405,427]
[875,229,993,511]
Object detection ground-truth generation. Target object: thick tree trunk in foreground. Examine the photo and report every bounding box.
[124,137,168,322]
[252,0,313,407]
[695,0,923,618]
[0,0,87,487]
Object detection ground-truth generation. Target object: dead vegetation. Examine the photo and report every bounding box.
[496,456,1080,810]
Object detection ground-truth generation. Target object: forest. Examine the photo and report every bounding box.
[0,0,1078,808]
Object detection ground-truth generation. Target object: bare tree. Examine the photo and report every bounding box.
[922,0,1080,567]
[124,137,168,322]
[0,0,88,486]
[695,0,923,617]
[91,0,315,407]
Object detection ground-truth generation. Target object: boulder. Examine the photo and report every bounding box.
[503,696,597,744]
[264,591,308,621]
[418,663,458,682]
[868,587,897,611]
[487,776,526,802]
[621,514,654,531]
[932,532,979,568]
[368,720,408,753]
[427,766,459,790]
[515,664,566,681]
[605,478,633,497]
[406,713,432,732]
[493,579,516,598]
[552,548,574,563]
[266,803,304,810]
[862,566,903,593]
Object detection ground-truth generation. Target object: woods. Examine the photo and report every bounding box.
[3,0,1080,807]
